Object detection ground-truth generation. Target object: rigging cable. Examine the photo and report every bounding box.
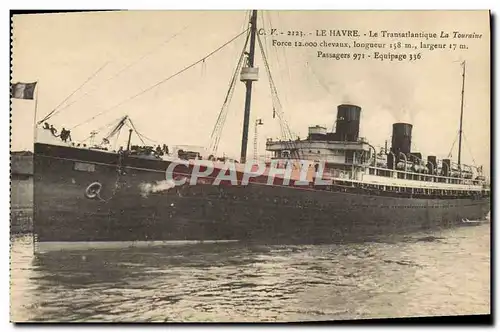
[447,131,459,158]
[275,12,293,105]
[209,30,251,153]
[80,115,128,143]
[462,132,477,166]
[257,33,302,159]
[38,61,110,124]
[71,28,250,130]
[133,126,161,145]
[259,12,271,67]
[44,14,206,121]
[265,11,287,111]
[127,118,146,146]
[257,35,285,128]
[258,38,301,159]
[306,61,334,97]
[103,116,128,142]
[208,11,253,154]
[211,53,246,153]
[114,124,122,151]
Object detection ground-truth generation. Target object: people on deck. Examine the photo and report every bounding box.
[60,128,72,142]
[49,125,58,136]
[42,124,171,156]
[60,128,67,142]
[43,123,74,142]
[155,145,164,156]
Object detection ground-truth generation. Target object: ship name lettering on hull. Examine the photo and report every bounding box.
[74,162,95,172]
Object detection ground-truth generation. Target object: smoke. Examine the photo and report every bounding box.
[366,66,419,123]
[308,61,419,124]
[340,92,355,105]
[139,179,177,198]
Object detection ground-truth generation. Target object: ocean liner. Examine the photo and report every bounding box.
[29,11,490,252]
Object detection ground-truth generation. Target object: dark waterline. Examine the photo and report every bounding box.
[10,224,490,322]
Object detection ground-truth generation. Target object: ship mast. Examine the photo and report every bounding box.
[239,10,258,164]
[127,128,133,151]
[457,61,466,169]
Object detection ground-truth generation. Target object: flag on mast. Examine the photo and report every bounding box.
[10,82,37,100]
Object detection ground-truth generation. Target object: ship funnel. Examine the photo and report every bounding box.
[388,123,412,169]
[391,123,412,155]
[335,104,361,142]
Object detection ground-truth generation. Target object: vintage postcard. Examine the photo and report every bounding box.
[10,10,490,323]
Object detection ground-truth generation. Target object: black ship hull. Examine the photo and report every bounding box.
[33,143,490,251]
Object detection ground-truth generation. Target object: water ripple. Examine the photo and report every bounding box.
[10,224,490,322]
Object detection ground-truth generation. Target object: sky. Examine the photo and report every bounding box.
[10,10,490,176]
